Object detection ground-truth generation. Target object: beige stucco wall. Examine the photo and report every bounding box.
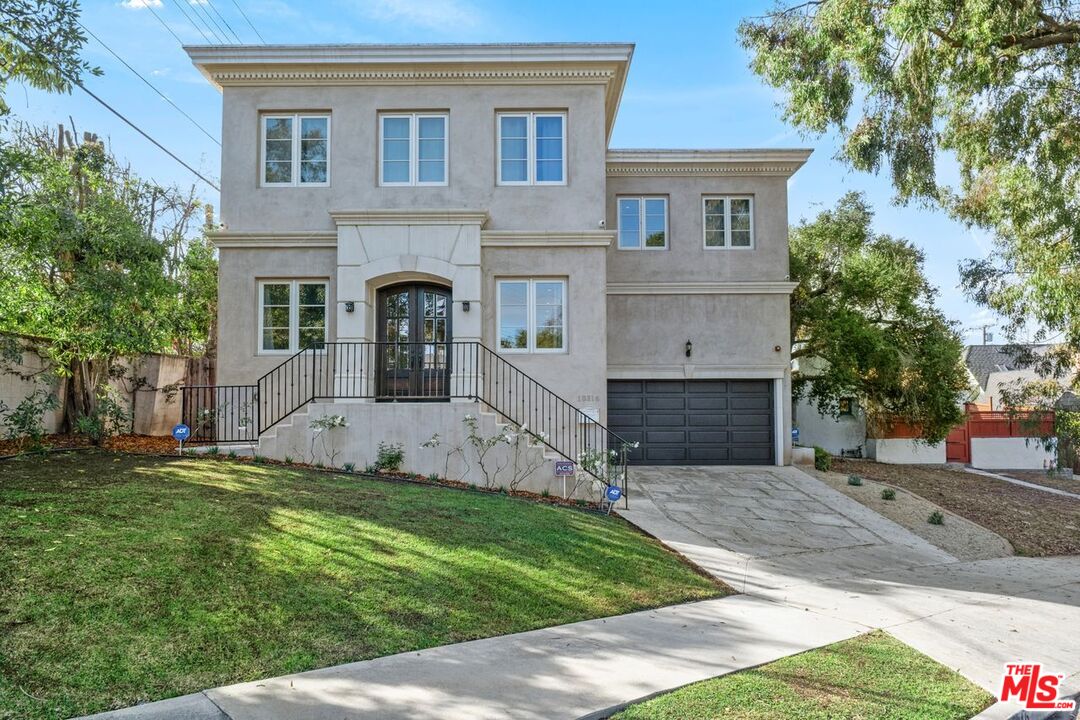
[219,83,608,234]
[604,175,791,283]
[216,246,337,385]
[482,244,609,420]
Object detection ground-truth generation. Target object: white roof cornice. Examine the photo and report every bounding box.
[606,148,813,178]
[185,43,634,141]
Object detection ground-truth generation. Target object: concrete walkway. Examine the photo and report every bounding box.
[82,464,1080,719]
[964,467,1080,500]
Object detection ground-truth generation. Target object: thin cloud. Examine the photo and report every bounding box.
[362,0,484,30]
[120,0,163,8]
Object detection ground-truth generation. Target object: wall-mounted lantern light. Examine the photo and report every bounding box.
[344,301,355,313]
[685,339,693,358]
[462,301,471,312]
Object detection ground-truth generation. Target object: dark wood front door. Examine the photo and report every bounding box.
[376,283,452,399]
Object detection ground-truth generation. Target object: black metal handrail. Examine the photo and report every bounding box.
[180,341,629,495]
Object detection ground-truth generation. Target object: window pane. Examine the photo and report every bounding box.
[263,283,290,305]
[536,159,562,183]
[500,158,527,182]
[705,230,725,248]
[500,115,527,140]
[263,328,290,351]
[704,199,727,247]
[418,160,445,183]
[499,281,528,349]
[704,198,726,216]
[730,198,751,215]
[383,160,409,184]
[418,137,444,161]
[299,327,325,350]
[730,231,752,248]
[264,162,290,184]
[645,199,666,248]
[300,117,327,139]
[534,281,563,307]
[265,139,292,162]
[300,138,326,163]
[300,162,327,184]
[264,117,292,140]
[298,306,324,327]
[618,198,641,249]
[264,306,289,327]
[299,283,325,304]
[535,115,563,141]
[383,116,410,139]
[535,327,563,350]
[535,304,562,330]
[418,116,445,140]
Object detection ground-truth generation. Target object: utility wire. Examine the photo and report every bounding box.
[187,0,230,44]
[229,0,267,43]
[5,32,220,191]
[205,0,244,43]
[167,0,218,44]
[78,22,221,146]
[143,1,185,46]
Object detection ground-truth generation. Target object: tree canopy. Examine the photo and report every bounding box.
[0,123,217,427]
[740,0,1080,378]
[0,0,98,115]
[790,192,971,443]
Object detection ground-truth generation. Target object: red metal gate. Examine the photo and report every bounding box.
[945,424,969,463]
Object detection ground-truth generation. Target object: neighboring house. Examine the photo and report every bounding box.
[794,344,1064,469]
[183,43,808,493]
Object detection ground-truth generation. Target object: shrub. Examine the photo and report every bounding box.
[284,455,294,464]
[928,511,944,525]
[74,388,131,446]
[206,446,220,456]
[0,388,60,452]
[227,450,238,459]
[814,446,831,472]
[252,455,266,464]
[364,463,378,474]
[881,488,896,501]
[427,472,439,483]
[541,488,551,498]
[575,498,587,506]
[343,462,355,473]
[314,461,324,469]
[847,474,863,486]
[375,441,405,471]
[498,485,507,494]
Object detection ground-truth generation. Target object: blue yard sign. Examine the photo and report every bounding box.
[791,427,800,444]
[605,485,622,503]
[554,460,575,476]
[172,423,191,454]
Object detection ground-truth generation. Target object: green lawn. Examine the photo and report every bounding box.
[613,631,994,720]
[0,452,724,720]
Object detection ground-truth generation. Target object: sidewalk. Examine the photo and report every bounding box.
[84,595,866,720]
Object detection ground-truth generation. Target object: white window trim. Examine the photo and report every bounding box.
[702,195,755,250]
[260,113,331,188]
[496,112,567,186]
[617,196,669,251]
[378,112,450,187]
[496,278,568,354]
[257,279,329,355]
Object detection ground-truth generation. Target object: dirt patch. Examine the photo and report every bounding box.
[834,459,1080,557]
[811,468,1013,561]
[0,434,193,458]
[999,469,1080,496]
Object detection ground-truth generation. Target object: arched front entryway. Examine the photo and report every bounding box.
[375,282,452,399]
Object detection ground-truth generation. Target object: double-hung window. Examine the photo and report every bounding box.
[259,280,328,353]
[618,197,668,250]
[497,279,566,353]
[497,112,566,185]
[380,113,448,186]
[703,196,754,248]
[261,114,330,186]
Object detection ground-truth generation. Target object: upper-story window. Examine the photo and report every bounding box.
[380,113,448,186]
[261,114,330,187]
[617,197,668,250]
[703,196,754,249]
[497,112,566,185]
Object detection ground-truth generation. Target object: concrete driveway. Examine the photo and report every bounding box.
[621,465,1080,711]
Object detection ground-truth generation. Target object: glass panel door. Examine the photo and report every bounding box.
[376,284,452,398]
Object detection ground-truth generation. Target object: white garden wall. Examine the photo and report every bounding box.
[866,438,946,464]
[970,437,1056,470]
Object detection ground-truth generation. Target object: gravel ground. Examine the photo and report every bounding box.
[811,467,1014,561]
[833,459,1080,557]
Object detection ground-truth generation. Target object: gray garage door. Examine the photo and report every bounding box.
[608,380,775,465]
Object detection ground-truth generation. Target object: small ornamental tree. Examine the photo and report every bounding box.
[791,192,971,444]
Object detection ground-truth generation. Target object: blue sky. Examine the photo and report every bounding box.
[11,0,1004,342]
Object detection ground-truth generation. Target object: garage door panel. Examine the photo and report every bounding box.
[609,379,774,466]
[646,397,686,411]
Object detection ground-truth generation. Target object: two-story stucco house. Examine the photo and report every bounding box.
[183,43,809,495]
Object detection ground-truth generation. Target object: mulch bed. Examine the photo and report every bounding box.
[835,459,1080,557]
[0,434,187,458]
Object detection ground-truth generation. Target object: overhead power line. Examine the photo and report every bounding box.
[4,32,220,191]
[229,0,267,43]
[78,22,221,146]
[205,0,244,43]
[185,0,230,44]
[143,1,185,46]
[166,0,218,44]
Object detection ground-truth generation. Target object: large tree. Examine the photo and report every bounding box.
[0,0,98,115]
[791,192,971,443]
[0,124,216,428]
[740,1,1080,378]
